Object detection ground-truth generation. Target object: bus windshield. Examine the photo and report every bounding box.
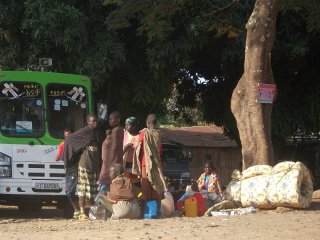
[0,81,44,137]
[47,83,88,139]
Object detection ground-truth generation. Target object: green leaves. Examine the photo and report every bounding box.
[23,0,86,52]
[0,0,319,141]
[281,0,320,33]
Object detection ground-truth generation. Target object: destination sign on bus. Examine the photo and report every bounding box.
[47,84,87,103]
[48,90,66,97]
[1,82,41,99]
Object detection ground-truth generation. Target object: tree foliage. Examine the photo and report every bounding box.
[0,0,319,142]
[272,0,320,139]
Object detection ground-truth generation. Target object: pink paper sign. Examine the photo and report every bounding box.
[257,83,276,103]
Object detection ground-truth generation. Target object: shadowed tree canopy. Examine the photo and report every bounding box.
[0,0,319,144]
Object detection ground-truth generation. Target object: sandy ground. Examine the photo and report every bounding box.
[1,193,320,240]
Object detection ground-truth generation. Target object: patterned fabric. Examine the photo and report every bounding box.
[77,166,98,200]
[242,165,272,179]
[241,165,273,209]
[132,128,167,193]
[197,173,223,196]
[267,161,313,208]
[225,170,242,202]
[225,162,313,209]
[241,174,273,209]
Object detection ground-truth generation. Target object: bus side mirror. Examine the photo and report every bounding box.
[97,103,108,121]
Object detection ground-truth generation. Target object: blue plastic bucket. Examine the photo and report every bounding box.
[144,200,158,219]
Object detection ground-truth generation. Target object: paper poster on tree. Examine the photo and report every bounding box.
[257,83,276,104]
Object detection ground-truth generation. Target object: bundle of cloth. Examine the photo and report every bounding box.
[267,161,313,208]
[224,161,313,209]
[240,165,274,209]
[224,169,242,204]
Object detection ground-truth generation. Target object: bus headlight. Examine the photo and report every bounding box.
[0,152,12,178]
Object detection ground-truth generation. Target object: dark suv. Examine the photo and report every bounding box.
[161,143,191,192]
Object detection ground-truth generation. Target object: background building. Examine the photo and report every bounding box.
[161,125,242,186]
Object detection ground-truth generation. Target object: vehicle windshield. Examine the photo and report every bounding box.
[0,81,44,137]
[162,149,187,163]
[47,83,88,139]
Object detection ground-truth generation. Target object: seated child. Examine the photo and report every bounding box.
[176,182,207,216]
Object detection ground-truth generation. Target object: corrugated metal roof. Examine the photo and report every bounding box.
[160,125,238,148]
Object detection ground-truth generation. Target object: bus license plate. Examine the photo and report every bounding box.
[34,183,60,190]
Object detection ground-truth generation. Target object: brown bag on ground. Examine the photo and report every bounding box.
[109,176,134,201]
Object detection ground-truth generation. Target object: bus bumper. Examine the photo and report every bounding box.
[0,178,66,196]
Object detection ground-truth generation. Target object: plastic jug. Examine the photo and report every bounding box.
[185,197,198,217]
[144,200,158,219]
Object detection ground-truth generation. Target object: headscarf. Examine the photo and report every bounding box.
[112,163,124,178]
[125,117,138,128]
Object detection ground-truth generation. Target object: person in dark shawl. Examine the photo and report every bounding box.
[62,114,99,219]
[98,111,124,190]
[132,114,167,209]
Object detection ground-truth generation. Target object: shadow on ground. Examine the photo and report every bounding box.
[1,198,320,221]
[308,199,320,210]
[0,206,64,220]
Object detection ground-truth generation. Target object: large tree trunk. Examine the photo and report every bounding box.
[231,0,280,170]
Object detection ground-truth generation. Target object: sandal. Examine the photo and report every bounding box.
[73,211,81,219]
[78,213,89,221]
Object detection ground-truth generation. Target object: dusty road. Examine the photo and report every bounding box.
[1,195,319,240]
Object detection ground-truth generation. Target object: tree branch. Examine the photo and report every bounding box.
[203,0,239,17]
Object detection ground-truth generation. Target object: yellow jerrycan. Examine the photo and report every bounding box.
[185,197,198,217]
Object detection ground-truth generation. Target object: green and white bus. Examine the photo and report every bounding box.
[0,71,94,212]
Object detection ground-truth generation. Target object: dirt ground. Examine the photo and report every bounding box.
[1,192,320,240]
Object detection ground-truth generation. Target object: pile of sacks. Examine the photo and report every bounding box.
[225,161,313,209]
